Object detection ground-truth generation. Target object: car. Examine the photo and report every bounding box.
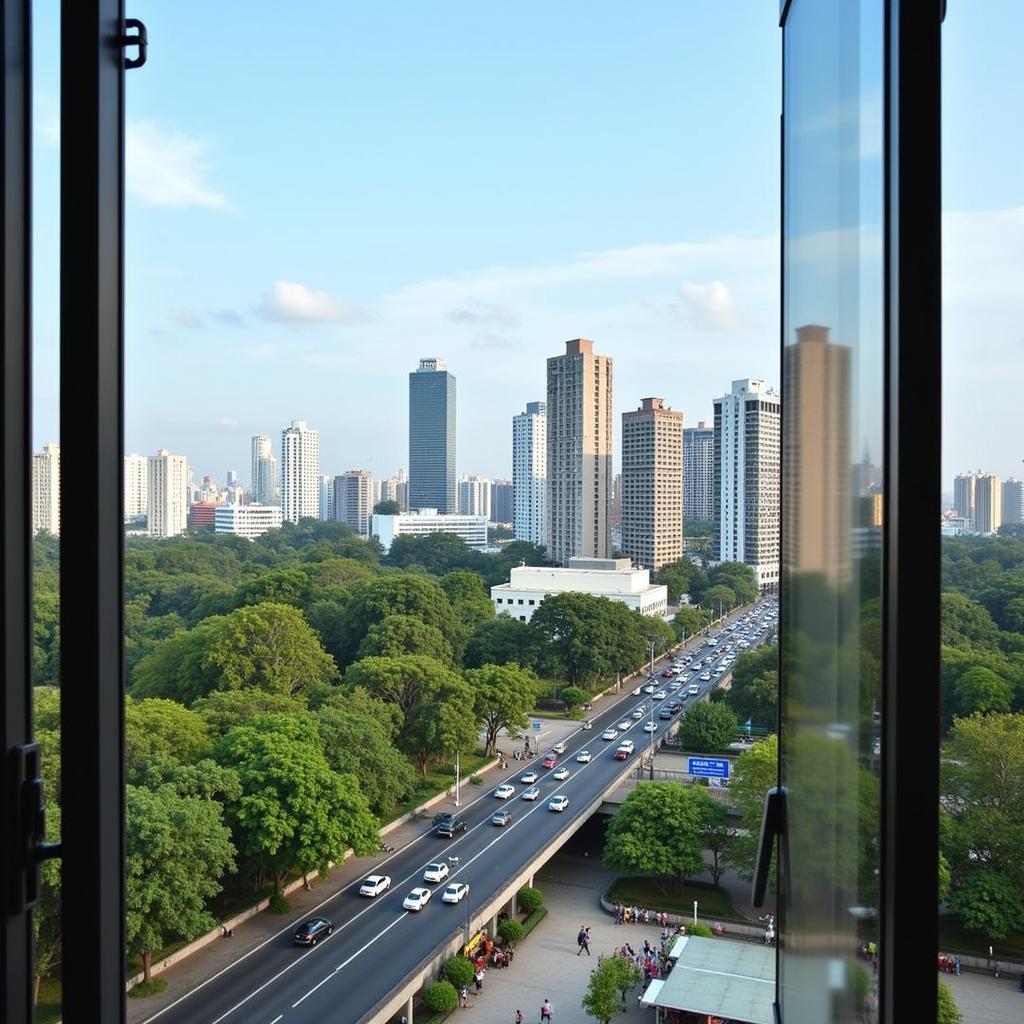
[552,741,567,754]
[602,728,619,741]
[581,719,593,730]
[423,862,449,883]
[632,686,642,696]
[659,709,674,720]
[542,754,557,768]
[494,783,516,800]
[435,814,468,837]
[442,882,469,904]
[643,684,656,694]
[643,721,658,732]
[654,691,667,700]
[403,887,432,911]
[618,739,635,753]
[576,750,592,763]
[520,771,539,784]
[492,808,513,826]
[553,767,570,781]
[668,681,682,691]
[548,795,569,812]
[667,702,682,713]
[613,746,631,760]
[293,917,333,945]
[521,786,541,800]
[661,669,676,679]
[631,709,644,720]
[618,720,632,731]
[700,672,711,682]
[359,874,391,897]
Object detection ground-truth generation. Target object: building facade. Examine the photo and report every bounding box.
[371,509,488,553]
[621,397,684,571]
[147,449,188,539]
[32,442,60,537]
[408,357,456,512]
[123,453,148,521]
[215,503,283,541]
[280,420,320,523]
[682,421,714,521]
[491,479,513,525]
[713,378,781,589]
[513,400,547,543]
[546,338,613,564]
[319,474,334,521]
[334,470,374,536]
[375,469,408,512]
[250,434,278,506]
[953,472,976,522]
[188,501,221,530]
[974,474,1002,535]
[458,474,492,519]
[1002,477,1024,525]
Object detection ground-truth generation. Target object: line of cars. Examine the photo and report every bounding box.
[491,758,573,815]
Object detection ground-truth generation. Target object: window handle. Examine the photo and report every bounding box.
[121,17,148,70]
[752,785,786,908]
[9,743,62,913]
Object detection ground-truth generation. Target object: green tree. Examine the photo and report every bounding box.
[232,568,310,610]
[466,663,542,755]
[603,956,643,1007]
[725,645,779,730]
[677,701,738,752]
[707,562,758,606]
[464,615,538,669]
[703,584,736,616]
[442,956,475,987]
[701,796,734,887]
[440,569,495,630]
[498,918,525,946]
[937,980,962,1024]
[559,686,590,716]
[423,981,459,1013]
[728,736,778,880]
[373,499,401,515]
[124,697,211,781]
[953,666,1013,717]
[399,674,479,775]
[192,689,309,737]
[657,559,697,605]
[942,592,1001,651]
[344,654,458,715]
[356,614,454,665]
[947,870,1024,942]
[581,963,622,1024]
[517,885,544,913]
[672,605,713,641]
[125,784,236,983]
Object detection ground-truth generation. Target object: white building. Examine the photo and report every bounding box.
[123,453,148,521]
[713,379,781,590]
[32,442,61,537]
[490,557,668,622]
[371,508,488,553]
[215,503,283,541]
[683,421,714,521]
[974,474,1002,535]
[513,400,548,545]
[250,434,278,506]
[147,449,188,539]
[458,474,492,519]
[319,474,334,521]
[281,420,320,523]
[334,470,374,536]
[375,469,408,512]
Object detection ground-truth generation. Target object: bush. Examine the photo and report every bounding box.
[268,891,291,914]
[441,955,475,988]
[687,922,714,937]
[469,773,484,786]
[498,918,525,946]
[127,977,168,998]
[423,980,459,1014]
[520,907,547,940]
[517,885,543,914]
[937,980,962,1024]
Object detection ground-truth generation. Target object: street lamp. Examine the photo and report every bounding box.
[454,748,461,807]
[693,900,698,925]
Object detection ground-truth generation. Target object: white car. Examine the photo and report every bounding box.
[552,767,570,781]
[618,739,635,753]
[643,684,656,694]
[653,691,667,701]
[494,783,515,799]
[520,771,539,784]
[700,672,712,681]
[552,741,567,754]
[632,709,644,720]
[643,721,657,733]
[403,887,432,911]
[602,728,619,741]
[576,750,592,763]
[668,681,682,691]
[689,683,701,695]
[632,686,642,696]
[617,720,632,731]
[548,795,569,812]
[442,882,469,904]
[423,862,449,883]
[521,786,541,801]
[359,875,391,897]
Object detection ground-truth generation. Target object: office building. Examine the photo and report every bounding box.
[215,503,283,541]
[188,500,220,529]
[334,470,374,536]
[408,357,456,512]
[490,557,668,623]
[683,421,714,521]
[621,397,684,571]
[1002,478,1024,525]
[974,474,1002,535]
[123,453,148,521]
[226,470,238,488]
[491,479,513,525]
[458,474,492,519]
[280,420,320,523]
[546,338,613,564]
[375,469,408,512]
[147,449,188,539]
[713,378,781,589]
[782,325,852,587]
[371,508,488,553]
[319,474,333,521]
[251,435,278,506]
[32,442,61,537]
[953,472,976,522]
[513,400,548,543]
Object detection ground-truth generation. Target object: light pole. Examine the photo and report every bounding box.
[454,748,461,807]
[693,900,698,925]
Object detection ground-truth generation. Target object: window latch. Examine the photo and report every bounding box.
[752,785,786,909]
[9,743,62,914]
[121,18,148,70]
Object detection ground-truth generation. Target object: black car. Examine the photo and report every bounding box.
[293,917,333,946]
[667,702,683,713]
[435,814,468,837]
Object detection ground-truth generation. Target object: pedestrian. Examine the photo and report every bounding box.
[577,925,588,955]
[515,1012,524,1024]
[954,956,960,976]
[474,968,484,993]
[460,985,469,1008]
[541,997,553,1021]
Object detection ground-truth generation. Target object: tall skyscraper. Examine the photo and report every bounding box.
[713,378,781,590]
[458,474,492,518]
[281,420,320,523]
[782,325,852,587]
[953,473,977,521]
[123,452,148,521]
[147,449,188,538]
[682,420,714,521]
[319,474,334,521]
[546,339,614,565]
[513,401,548,544]
[491,479,514,525]
[1002,477,1024,525]
[250,434,278,506]
[974,474,1002,535]
[408,357,456,512]
[32,442,61,537]
[334,470,374,536]
[621,398,684,571]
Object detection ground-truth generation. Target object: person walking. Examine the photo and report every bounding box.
[540,998,553,1021]
[515,1012,523,1024]
[577,926,591,955]
[474,968,484,993]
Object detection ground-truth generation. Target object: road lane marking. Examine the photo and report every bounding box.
[269,1016,283,1024]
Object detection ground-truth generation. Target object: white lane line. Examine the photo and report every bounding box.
[269,1016,283,1024]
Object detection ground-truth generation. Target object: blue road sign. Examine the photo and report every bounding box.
[687,757,730,779]
[532,719,541,731]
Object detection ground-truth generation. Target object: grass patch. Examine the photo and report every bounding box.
[386,750,491,820]
[939,915,1024,961]
[606,876,744,923]
[128,977,168,998]
[35,976,61,1024]
[520,906,548,940]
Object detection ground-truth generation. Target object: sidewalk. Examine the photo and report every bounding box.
[944,969,1024,1024]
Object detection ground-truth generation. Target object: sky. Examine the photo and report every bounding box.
[29,2,1024,490]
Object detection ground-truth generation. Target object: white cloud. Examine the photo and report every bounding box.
[257,280,366,324]
[215,417,238,429]
[171,308,205,330]
[126,119,230,210]
[449,300,521,328]
[676,280,742,330]
[210,308,246,327]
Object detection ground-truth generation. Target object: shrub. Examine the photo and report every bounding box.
[687,922,714,937]
[470,773,484,786]
[498,918,525,946]
[268,891,290,915]
[441,955,475,988]
[517,885,544,913]
[937,980,962,1024]
[127,978,168,998]
[423,980,459,1013]
[520,907,547,939]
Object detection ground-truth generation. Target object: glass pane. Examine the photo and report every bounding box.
[780,0,883,1020]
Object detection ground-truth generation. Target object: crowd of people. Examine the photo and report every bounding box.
[611,903,673,926]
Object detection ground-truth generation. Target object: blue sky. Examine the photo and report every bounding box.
[30,2,1024,490]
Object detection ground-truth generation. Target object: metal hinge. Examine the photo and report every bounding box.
[121,18,148,70]
[8,743,62,913]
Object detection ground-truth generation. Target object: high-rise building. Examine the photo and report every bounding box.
[147,449,188,538]
[319,474,334,521]
[782,325,852,587]
[621,398,684,571]
[546,338,613,565]
[334,470,374,536]
[32,443,61,537]
[513,401,547,543]
[215,504,283,540]
[281,420,320,523]
[458,474,492,519]
[1002,478,1024,525]
[683,421,714,521]
[953,472,976,522]
[375,469,408,512]
[408,357,456,512]
[250,434,278,506]
[491,479,514,525]
[974,474,1002,535]
[123,452,148,521]
[713,378,781,590]
[226,470,238,488]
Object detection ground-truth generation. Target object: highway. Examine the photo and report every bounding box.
[142,600,777,1024]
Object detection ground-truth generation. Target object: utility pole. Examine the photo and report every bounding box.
[454,748,461,807]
